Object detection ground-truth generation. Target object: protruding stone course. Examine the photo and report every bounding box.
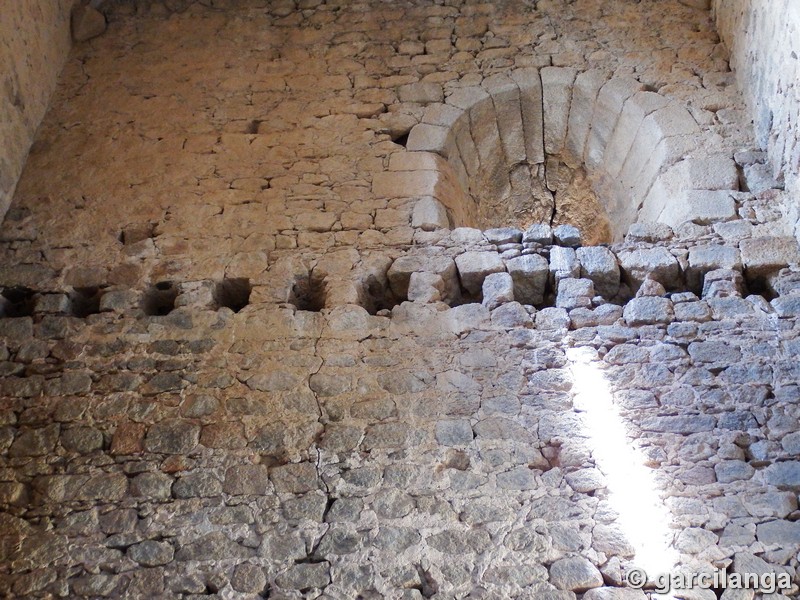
[3,2,800,599]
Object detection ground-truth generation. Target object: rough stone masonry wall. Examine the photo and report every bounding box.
[713,0,800,236]
[2,1,800,599]
[0,0,74,219]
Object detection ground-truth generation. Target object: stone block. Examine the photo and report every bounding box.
[565,69,609,166]
[584,76,645,171]
[577,246,620,298]
[549,246,581,284]
[556,278,594,310]
[412,197,450,231]
[455,251,506,296]
[523,223,553,245]
[740,236,800,279]
[553,224,581,247]
[700,268,745,299]
[686,245,741,291]
[407,272,446,303]
[482,272,515,309]
[549,556,603,592]
[485,227,522,245]
[658,190,737,228]
[541,67,578,155]
[602,91,669,178]
[406,123,450,154]
[535,307,570,329]
[510,67,545,164]
[505,254,549,305]
[623,296,674,325]
[387,252,459,302]
[617,247,682,290]
[397,82,444,104]
[482,74,526,164]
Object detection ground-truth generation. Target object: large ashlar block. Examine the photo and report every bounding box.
[505,254,549,305]
[576,246,620,299]
[617,103,700,189]
[453,115,481,178]
[686,245,742,291]
[541,67,578,156]
[510,67,545,164]
[640,154,739,223]
[564,69,609,168]
[602,91,669,179]
[657,190,737,228]
[388,252,460,302]
[740,237,800,279]
[376,151,472,224]
[584,77,645,171]
[455,251,506,296]
[467,97,504,178]
[406,123,451,155]
[617,247,682,290]
[482,74,527,165]
[629,134,705,211]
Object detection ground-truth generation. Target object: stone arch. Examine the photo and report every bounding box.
[384,68,741,243]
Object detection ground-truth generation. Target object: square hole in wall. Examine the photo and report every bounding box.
[142,281,178,316]
[214,278,251,313]
[1,287,36,318]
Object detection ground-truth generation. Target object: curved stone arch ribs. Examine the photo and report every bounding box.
[387,69,761,243]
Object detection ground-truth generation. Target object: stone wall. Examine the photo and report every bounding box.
[713,0,800,234]
[0,0,73,219]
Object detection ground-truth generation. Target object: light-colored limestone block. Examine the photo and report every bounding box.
[541,66,578,156]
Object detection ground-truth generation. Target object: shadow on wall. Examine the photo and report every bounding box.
[375,68,744,244]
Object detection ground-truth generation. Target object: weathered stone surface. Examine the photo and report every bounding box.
[2,3,800,598]
[398,82,443,104]
[550,246,581,284]
[617,247,681,290]
[455,251,506,296]
[127,540,174,567]
[411,197,450,231]
[549,556,603,592]
[388,253,459,302]
[553,224,582,248]
[623,296,674,325]
[482,272,515,309]
[176,532,253,561]
[71,5,106,42]
[143,420,200,454]
[556,278,594,310]
[577,246,620,298]
[740,237,800,279]
[506,254,549,305]
[232,564,267,594]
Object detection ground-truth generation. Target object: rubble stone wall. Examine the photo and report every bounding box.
[0,0,73,219]
[713,0,800,234]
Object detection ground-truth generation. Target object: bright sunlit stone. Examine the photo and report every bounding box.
[567,347,679,581]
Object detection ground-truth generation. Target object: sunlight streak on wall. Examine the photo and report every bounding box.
[567,347,679,579]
